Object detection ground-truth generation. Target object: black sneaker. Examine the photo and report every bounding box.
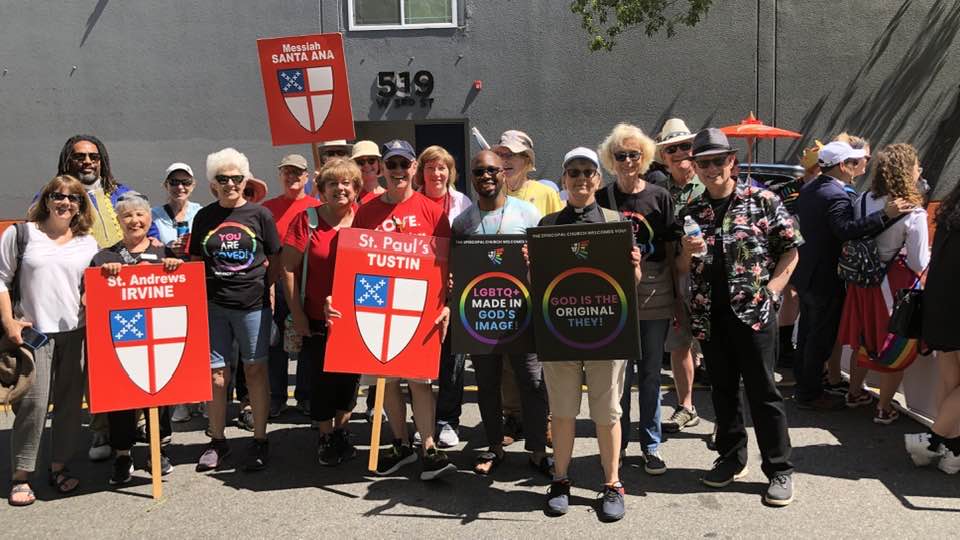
[545,479,570,516]
[109,455,134,485]
[318,433,339,466]
[702,458,748,488]
[597,482,626,522]
[763,473,794,506]
[333,429,357,463]
[242,439,269,472]
[147,451,173,476]
[823,379,850,397]
[420,447,456,480]
[376,441,417,476]
[643,451,667,475]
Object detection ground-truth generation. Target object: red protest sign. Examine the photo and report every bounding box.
[85,262,211,413]
[325,228,448,380]
[257,33,355,146]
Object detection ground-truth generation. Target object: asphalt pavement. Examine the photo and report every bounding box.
[2,371,960,538]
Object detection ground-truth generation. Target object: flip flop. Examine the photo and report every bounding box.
[473,451,503,476]
[9,482,35,507]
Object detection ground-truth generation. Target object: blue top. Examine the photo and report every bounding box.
[452,196,541,236]
[150,201,203,244]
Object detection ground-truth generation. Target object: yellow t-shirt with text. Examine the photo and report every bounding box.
[505,180,563,217]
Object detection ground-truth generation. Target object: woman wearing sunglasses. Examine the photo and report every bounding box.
[351,140,386,205]
[151,162,202,259]
[596,123,674,476]
[188,148,282,474]
[1,175,98,506]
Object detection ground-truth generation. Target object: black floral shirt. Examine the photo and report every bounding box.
[680,181,803,340]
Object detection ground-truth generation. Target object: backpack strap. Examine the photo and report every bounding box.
[299,207,320,305]
[9,223,29,307]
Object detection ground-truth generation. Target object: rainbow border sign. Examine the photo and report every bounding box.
[528,222,640,361]
[451,235,535,354]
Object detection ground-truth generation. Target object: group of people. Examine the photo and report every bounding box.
[1,122,958,522]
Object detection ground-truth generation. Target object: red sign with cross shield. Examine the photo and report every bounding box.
[257,33,356,146]
[325,228,449,379]
[85,262,211,413]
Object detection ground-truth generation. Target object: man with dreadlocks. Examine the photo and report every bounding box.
[56,134,160,462]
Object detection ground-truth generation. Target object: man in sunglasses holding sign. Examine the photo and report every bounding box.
[677,129,801,506]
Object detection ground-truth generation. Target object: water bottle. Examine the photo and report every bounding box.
[683,216,708,256]
[175,221,189,239]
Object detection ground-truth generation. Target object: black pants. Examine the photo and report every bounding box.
[435,338,465,428]
[472,352,549,452]
[108,407,172,451]
[796,288,845,401]
[699,309,793,478]
[305,321,359,422]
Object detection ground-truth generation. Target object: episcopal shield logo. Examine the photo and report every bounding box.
[277,67,334,132]
[354,274,427,364]
[110,306,188,394]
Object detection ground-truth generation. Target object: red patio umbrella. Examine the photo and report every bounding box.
[720,112,802,164]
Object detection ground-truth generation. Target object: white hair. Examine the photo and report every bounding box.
[206,147,251,183]
[114,191,152,216]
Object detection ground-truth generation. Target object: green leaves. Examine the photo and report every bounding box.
[570,0,713,51]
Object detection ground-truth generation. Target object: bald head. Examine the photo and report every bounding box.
[471,150,506,203]
[472,150,502,169]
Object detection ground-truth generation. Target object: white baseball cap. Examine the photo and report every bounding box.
[562,147,600,169]
[817,141,866,168]
[165,162,194,178]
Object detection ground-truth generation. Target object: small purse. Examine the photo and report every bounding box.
[888,270,926,340]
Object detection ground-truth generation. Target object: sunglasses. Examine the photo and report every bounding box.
[166,178,194,187]
[48,192,83,204]
[472,166,502,177]
[663,142,693,155]
[614,151,642,162]
[70,152,101,162]
[385,159,411,170]
[355,157,379,167]
[564,168,597,179]
[694,156,729,169]
[214,174,245,185]
[324,150,349,158]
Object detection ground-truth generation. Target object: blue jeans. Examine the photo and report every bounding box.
[620,318,669,454]
[208,303,271,369]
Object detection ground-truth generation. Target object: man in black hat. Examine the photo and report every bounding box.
[677,128,801,506]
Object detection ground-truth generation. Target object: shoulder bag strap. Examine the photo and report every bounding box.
[10,223,28,306]
[299,207,320,305]
[605,182,619,213]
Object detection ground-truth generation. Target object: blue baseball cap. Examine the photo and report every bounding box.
[381,139,417,161]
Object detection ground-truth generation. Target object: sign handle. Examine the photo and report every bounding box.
[148,407,163,500]
[311,143,322,175]
[366,377,386,473]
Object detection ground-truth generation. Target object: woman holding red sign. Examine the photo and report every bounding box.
[282,158,363,466]
[88,192,183,486]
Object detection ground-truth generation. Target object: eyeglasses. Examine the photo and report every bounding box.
[663,142,693,155]
[70,152,101,162]
[694,156,729,169]
[471,166,502,177]
[214,174,245,185]
[355,157,379,166]
[323,150,349,158]
[614,151,642,162]
[48,192,83,204]
[564,168,598,179]
[385,159,411,170]
[166,178,194,187]
[117,192,149,202]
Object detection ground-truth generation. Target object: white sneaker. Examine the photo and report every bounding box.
[412,431,422,446]
[938,449,960,475]
[904,433,944,466]
[88,432,112,462]
[436,423,460,448]
[171,404,192,423]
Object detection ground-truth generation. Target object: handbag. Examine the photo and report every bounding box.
[889,275,925,340]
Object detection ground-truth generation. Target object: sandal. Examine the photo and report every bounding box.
[529,455,555,477]
[9,481,35,506]
[473,451,503,476]
[48,467,79,495]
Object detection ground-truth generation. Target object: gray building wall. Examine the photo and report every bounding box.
[1,0,958,218]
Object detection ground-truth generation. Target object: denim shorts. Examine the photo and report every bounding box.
[208,303,271,369]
